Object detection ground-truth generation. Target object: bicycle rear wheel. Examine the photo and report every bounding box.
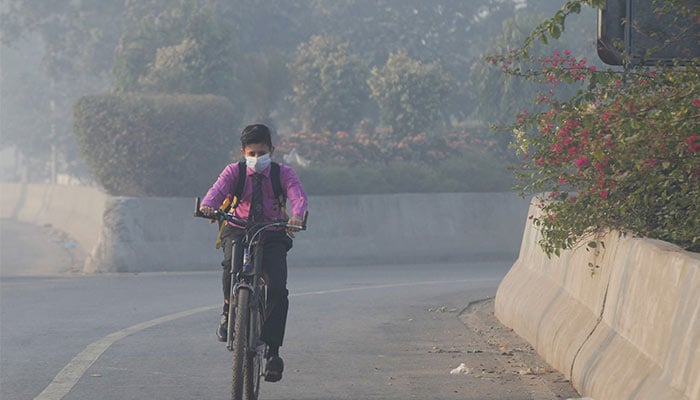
[231,288,250,400]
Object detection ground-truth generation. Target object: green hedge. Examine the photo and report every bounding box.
[296,151,515,195]
[74,93,239,196]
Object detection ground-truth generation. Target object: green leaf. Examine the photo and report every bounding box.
[549,25,561,39]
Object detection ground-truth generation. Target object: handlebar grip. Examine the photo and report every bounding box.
[194,197,203,217]
[302,210,309,230]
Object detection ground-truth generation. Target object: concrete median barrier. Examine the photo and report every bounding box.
[1,183,529,272]
[495,201,700,400]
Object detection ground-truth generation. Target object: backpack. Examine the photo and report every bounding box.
[215,161,287,248]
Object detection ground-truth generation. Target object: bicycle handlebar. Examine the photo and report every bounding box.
[193,197,307,231]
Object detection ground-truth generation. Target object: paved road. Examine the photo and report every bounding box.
[0,220,580,400]
[1,265,582,400]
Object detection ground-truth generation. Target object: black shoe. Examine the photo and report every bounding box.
[264,356,284,382]
[216,314,227,342]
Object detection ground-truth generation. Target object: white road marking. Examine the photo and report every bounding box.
[34,278,494,400]
[33,305,216,400]
[292,278,493,297]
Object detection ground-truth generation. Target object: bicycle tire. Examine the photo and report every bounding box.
[231,288,250,400]
[243,294,265,399]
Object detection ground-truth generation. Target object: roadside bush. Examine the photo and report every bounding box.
[277,129,506,165]
[74,93,238,196]
[294,154,514,195]
[276,127,514,195]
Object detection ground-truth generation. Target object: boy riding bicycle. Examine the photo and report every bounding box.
[199,124,308,383]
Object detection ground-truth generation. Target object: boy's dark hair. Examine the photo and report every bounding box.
[241,124,273,148]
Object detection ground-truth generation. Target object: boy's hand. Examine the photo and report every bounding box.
[287,215,304,232]
[200,205,215,217]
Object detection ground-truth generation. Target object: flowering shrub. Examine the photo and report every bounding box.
[489,2,700,254]
[276,129,506,165]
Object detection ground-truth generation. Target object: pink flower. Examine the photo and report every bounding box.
[693,99,700,108]
[600,189,610,200]
[687,135,700,152]
[574,155,590,168]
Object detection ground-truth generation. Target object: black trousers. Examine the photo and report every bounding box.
[221,224,292,348]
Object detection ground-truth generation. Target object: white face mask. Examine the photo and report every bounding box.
[246,153,271,173]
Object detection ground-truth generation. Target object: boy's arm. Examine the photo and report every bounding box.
[201,163,238,212]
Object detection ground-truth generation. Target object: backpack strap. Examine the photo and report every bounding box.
[230,161,247,210]
[270,162,291,236]
[270,162,286,211]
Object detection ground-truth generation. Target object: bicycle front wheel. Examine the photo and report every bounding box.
[244,293,266,400]
[231,288,250,400]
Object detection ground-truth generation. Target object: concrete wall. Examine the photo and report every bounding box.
[1,183,108,256]
[495,201,700,400]
[0,183,530,272]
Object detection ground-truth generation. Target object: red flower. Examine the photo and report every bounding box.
[686,135,700,152]
[574,155,590,168]
[600,189,610,200]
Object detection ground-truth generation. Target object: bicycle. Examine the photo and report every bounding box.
[194,197,307,400]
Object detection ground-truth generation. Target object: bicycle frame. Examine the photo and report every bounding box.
[227,229,267,400]
[226,234,266,353]
[194,196,307,400]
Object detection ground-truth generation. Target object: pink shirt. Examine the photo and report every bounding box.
[202,162,308,222]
